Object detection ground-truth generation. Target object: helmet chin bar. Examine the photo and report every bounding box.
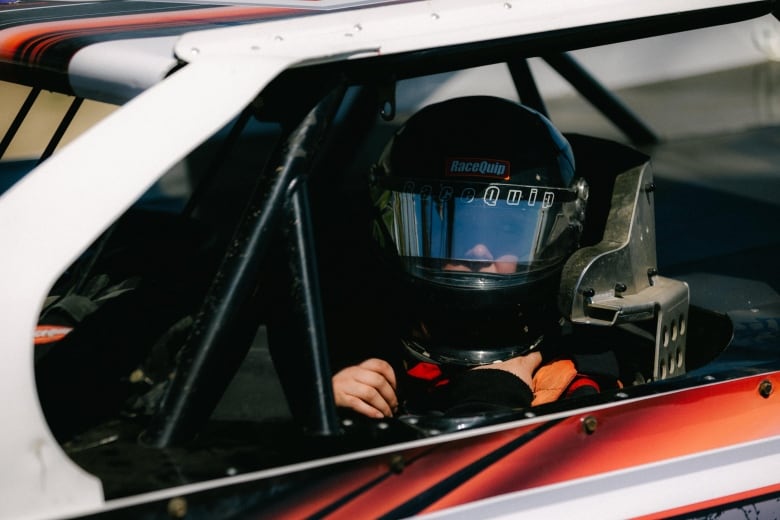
[559,162,690,381]
[401,335,544,367]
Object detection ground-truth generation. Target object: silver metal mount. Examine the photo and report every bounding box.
[559,162,690,381]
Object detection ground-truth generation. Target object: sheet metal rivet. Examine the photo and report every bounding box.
[759,380,773,398]
[582,288,595,298]
[431,12,440,20]
[645,182,656,193]
[190,48,200,56]
[353,23,363,31]
[167,497,187,518]
[129,368,144,383]
[615,283,627,293]
[503,2,512,8]
[582,415,598,435]
[389,454,406,474]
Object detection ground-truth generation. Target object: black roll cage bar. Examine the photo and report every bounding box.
[143,86,348,446]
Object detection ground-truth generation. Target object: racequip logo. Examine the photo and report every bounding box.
[445,157,510,180]
[403,181,556,208]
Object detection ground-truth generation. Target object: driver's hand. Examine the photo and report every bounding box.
[472,351,542,388]
[332,358,398,419]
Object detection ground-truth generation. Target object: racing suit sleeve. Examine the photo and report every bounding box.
[404,367,533,416]
[445,368,533,412]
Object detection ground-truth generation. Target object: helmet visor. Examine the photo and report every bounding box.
[374,177,580,288]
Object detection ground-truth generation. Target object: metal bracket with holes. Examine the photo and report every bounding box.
[559,162,690,380]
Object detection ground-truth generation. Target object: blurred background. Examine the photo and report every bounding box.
[0,82,114,160]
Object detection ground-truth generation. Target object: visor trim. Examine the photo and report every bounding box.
[380,177,579,205]
[401,335,543,367]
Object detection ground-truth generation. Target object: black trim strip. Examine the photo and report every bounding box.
[308,448,436,519]
[378,418,564,519]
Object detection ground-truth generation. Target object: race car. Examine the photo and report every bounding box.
[1,1,780,518]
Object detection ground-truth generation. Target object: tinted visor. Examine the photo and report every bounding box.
[375,177,580,288]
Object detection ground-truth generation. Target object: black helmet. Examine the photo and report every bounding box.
[369,96,588,366]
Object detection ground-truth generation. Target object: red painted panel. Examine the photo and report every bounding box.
[425,374,780,512]
[261,373,780,517]
[0,6,302,65]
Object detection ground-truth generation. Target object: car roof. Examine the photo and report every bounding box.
[1,0,775,104]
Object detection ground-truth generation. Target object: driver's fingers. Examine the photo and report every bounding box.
[333,363,398,418]
[340,390,391,419]
[352,365,398,413]
[358,358,397,390]
[335,378,394,418]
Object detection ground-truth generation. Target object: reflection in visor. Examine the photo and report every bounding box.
[378,178,579,283]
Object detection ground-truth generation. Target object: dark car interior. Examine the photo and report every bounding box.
[11,14,773,498]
